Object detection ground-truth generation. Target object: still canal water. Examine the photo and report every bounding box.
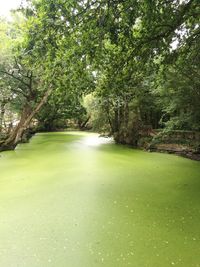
[0,132,200,266]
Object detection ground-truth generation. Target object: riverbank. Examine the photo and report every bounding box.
[147,143,200,161]
[143,130,200,161]
[101,129,200,161]
[0,128,36,152]
[1,128,200,161]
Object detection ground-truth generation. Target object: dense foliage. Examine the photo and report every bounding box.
[0,0,199,149]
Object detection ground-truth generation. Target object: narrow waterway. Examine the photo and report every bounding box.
[0,132,200,267]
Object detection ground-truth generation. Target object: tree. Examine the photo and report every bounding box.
[0,0,199,150]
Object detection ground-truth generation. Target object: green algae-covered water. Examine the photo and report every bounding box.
[0,132,200,267]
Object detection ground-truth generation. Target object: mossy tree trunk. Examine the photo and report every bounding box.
[0,87,52,151]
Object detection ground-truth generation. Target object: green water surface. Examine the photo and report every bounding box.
[0,132,200,267]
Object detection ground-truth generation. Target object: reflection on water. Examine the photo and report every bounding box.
[82,136,114,146]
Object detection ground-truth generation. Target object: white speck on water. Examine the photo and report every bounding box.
[39,237,47,240]
[48,259,52,263]
[171,262,175,265]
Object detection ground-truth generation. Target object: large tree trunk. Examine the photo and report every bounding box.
[0,87,52,151]
[4,104,32,147]
[79,115,91,129]
[114,106,142,146]
[0,102,6,133]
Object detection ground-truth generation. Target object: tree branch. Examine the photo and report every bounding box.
[0,70,30,88]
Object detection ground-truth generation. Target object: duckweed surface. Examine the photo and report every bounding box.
[0,132,200,267]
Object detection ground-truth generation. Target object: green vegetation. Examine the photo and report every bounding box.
[0,0,199,151]
[0,132,200,267]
